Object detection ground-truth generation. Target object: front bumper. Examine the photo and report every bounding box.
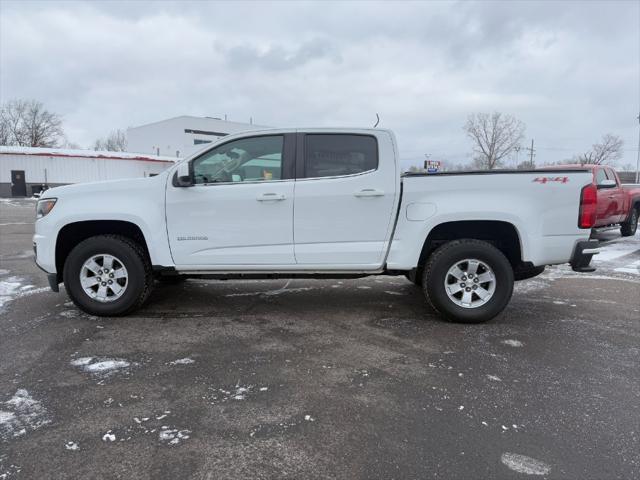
[570,240,599,273]
[34,241,60,292]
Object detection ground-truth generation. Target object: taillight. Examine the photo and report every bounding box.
[578,184,597,228]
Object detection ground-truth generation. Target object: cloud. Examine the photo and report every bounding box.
[222,38,342,71]
[0,0,638,168]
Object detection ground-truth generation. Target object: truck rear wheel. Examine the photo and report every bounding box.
[423,239,514,323]
[63,235,153,316]
[621,207,638,237]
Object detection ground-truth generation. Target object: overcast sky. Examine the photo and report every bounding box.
[1,0,638,169]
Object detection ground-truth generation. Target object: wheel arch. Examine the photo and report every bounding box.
[55,220,151,282]
[417,220,524,274]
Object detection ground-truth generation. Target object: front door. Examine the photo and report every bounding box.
[166,134,297,267]
[293,132,398,267]
[11,170,27,197]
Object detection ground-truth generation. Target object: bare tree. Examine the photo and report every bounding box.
[0,99,65,147]
[93,129,127,152]
[464,112,525,169]
[572,133,624,165]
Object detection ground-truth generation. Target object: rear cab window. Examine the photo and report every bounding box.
[605,168,619,185]
[302,134,378,179]
[594,167,607,185]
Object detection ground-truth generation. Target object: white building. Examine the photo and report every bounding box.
[0,146,175,197]
[126,116,269,158]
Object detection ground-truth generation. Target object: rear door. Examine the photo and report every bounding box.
[293,131,398,267]
[605,168,626,223]
[595,167,616,225]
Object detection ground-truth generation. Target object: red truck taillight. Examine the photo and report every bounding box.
[578,184,597,228]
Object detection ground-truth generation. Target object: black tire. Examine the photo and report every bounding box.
[404,270,423,286]
[423,239,514,324]
[621,207,638,237]
[63,235,153,316]
[514,264,545,281]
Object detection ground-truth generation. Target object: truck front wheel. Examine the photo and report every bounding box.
[63,235,153,316]
[423,239,514,323]
[621,207,638,237]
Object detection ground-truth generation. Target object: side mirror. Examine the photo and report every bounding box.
[173,161,193,187]
[597,179,616,189]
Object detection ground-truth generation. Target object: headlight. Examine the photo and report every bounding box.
[36,198,57,219]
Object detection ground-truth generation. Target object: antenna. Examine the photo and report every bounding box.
[373,113,380,128]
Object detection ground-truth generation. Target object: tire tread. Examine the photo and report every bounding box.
[63,234,153,316]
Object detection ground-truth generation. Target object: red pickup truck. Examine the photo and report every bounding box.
[549,165,640,236]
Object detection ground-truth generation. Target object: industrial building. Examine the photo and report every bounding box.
[126,115,268,157]
[0,146,175,197]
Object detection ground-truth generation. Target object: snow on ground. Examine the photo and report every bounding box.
[500,452,551,475]
[64,441,79,451]
[70,357,131,375]
[0,272,49,313]
[592,231,640,263]
[0,276,22,310]
[0,197,36,207]
[158,427,191,445]
[588,230,640,277]
[208,383,270,403]
[0,389,50,441]
[168,358,195,365]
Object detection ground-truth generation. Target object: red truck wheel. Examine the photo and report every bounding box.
[621,207,638,237]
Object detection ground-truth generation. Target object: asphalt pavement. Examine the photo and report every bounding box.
[1,198,639,479]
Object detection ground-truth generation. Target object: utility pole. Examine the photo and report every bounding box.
[525,139,536,167]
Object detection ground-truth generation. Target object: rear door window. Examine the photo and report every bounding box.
[303,134,378,178]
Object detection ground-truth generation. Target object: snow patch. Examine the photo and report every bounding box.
[210,383,269,403]
[0,276,23,311]
[71,357,130,375]
[102,431,116,442]
[158,427,190,445]
[501,452,551,475]
[486,375,502,382]
[169,358,195,365]
[614,259,640,275]
[0,389,50,440]
[64,441,79,451]
[502,339,523,347]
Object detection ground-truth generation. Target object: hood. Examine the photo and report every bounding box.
[42,173,167,200]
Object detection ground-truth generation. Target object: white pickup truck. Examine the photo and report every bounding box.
[33,128,599,323]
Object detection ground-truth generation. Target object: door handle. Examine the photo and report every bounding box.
[354,189,384,197]
[257,192,285,201]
